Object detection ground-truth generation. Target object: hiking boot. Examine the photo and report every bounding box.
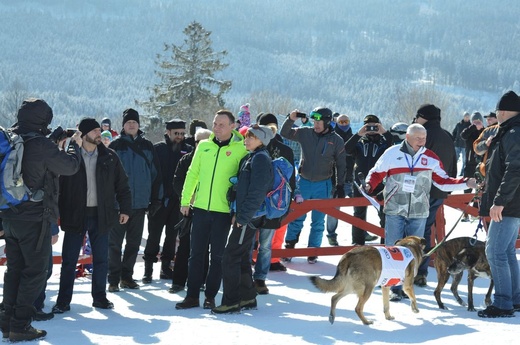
[514,304,520,312]
[327,236,339,246]
[365,234,378,242]
[269,262,287,272]
[389,290,408,302]
[108,284,120,292]
[211,303,241,314]
[168,284,185,294]
[477,306,514,318]
[120,279,139,289]
[92,299,114,309]
[175,296,199,310]
[33,310,54,322]
[143,261,153,284]
[203,298,216,310]
[254,279,269,295]
[51,303,70,314]
[414,274,427,287]
[240,298,258,310]
[142,275,152,284]
[9,326,46,342]
[461,216,470,222]
[307,256,318,264]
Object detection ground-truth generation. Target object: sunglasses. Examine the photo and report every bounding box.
[173,132,186,136]
[338,120,350,125]
[309,111,324,121]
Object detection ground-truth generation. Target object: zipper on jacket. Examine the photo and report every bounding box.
[206,146,222,210]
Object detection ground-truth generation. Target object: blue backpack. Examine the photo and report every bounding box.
[256,155,293,220]
[0,128,38,210]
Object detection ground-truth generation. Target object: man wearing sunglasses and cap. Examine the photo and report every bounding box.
[280,107,346,264]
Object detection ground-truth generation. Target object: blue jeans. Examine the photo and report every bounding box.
[455,146,465,175]
[485,217,520,310]
[385,214,426,293]
[253,228,276,281]
[57,214,109,305]
[418,198,444,277]
[326,182,353,237]
[285,177,332,248]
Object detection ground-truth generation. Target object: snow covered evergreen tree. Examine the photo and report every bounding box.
[140,21,231,124]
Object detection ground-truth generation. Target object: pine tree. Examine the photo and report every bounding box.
[140,21,231,125]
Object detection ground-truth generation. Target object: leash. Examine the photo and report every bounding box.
[424,185,482,257]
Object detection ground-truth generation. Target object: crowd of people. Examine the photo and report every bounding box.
[1,90,520,341]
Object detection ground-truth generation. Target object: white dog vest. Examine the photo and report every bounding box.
[375,246,414,287]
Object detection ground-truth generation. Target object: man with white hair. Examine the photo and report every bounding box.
[366,123,477,301]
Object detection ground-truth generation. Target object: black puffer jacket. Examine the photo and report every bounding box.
[59,143,132,234]
[235,147,273,226]
[423,119,457,199]
[452,120,470,148]
[480,114,520,217]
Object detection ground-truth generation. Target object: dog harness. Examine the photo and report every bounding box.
[375,246,415,287]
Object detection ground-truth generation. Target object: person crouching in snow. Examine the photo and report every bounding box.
[212,124,275,314]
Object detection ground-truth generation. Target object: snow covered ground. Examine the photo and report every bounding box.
[1,196,519,345]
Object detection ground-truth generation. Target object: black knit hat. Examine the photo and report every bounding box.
[78,117,100,137]
[496,91,520,112]
[257,113,278,127]
[165,119,186,130]
[416,104,441,121]
[122,108,140,126]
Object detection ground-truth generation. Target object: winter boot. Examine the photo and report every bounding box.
[281,239,297,262]
[142,261,153,284]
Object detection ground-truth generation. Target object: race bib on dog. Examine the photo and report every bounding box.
[376,246,414,287]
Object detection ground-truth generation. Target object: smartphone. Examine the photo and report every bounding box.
[296,112,307,118]
[366,125,378,132]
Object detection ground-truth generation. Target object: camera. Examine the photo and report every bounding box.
[295,112,307,118]
[65,129,76,137]
[366,125,378,132]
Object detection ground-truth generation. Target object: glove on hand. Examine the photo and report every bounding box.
[333,185,346,198]
[294,194,304,204]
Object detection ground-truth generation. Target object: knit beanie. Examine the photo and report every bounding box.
[78,117,101,137]
[122,108,140,126]
[496,91,520,112]
[470,112,484,123]
[416,104,441,121]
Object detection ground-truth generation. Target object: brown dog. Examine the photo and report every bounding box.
[433,236,493,311]
[309,236,426,325]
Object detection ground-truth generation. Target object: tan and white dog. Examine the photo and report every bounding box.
[310,236,426,325]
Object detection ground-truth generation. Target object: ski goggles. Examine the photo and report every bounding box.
[309,111,324,121]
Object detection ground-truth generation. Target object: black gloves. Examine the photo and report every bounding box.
[147,201,162,217]
[334,185,346,198]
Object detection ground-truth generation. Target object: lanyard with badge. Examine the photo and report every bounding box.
[403,153,422,193]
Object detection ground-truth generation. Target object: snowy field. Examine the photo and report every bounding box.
[0,195,519,345]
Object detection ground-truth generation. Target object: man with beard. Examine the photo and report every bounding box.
[53,118,131,314]
[142,119,192,283]
[344,114,393,245]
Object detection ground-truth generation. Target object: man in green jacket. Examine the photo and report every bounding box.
[175,110,247,310]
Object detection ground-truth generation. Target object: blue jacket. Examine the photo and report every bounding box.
[109,130,162,209]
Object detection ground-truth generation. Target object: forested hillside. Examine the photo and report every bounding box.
[1,0,519,130]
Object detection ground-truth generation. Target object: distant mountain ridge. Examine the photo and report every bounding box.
[0,0,518,129]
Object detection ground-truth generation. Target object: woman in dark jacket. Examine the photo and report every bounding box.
[212,124,274,314]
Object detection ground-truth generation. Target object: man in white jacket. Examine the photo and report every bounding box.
[365,123,477,300]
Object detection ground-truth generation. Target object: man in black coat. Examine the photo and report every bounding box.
[413,104,457,287]
[1,99,82,342]
[451,112,470,176]
[53,118,132,314]
[142,119,192,283]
